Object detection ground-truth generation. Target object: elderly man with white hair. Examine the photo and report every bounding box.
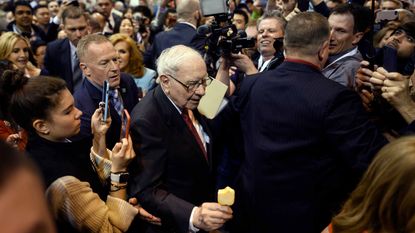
[129,45,233,233]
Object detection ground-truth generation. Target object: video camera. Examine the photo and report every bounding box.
[199,0,255,74]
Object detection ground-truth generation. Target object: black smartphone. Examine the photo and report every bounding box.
[383,46,398,72]
[101,80,110,122]
[120,109,131,140]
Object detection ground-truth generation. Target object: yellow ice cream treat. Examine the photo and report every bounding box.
[217,186,235,206]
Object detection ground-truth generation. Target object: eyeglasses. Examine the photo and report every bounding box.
[392,29,415,44]
[165,74,213,92]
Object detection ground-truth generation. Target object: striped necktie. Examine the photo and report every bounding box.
[109,89,124,118]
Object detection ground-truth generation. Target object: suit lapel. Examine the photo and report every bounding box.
[153,86,210,167]
[62,39,74,89]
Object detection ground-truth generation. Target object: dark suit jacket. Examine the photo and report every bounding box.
[113,13,122,34]
[144,23,202,69]
[73,74,139,148]
[230,61,387,233]
[7,21,44,41]
[129,85,215,233]
[44,38,78,93]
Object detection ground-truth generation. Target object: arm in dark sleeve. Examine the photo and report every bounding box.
[313,1,331,18]
[324,90,387,174]
[129,118,194,232]
[44,43,57,76]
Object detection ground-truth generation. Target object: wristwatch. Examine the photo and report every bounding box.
[110,172,129,183]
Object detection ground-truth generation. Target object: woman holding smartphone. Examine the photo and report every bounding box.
[2,71,147,232]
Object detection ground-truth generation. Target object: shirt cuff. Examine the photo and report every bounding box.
[188,207,200,232]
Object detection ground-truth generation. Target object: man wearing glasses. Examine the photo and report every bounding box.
[129,45,233,233]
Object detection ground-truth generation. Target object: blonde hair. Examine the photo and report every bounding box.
[332,136,415,233]
[109,33,144,77]
[0,32,30,61]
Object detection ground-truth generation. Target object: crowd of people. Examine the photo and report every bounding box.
[1,0,415,232]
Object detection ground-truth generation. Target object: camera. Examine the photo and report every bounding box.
[199,0,255,74]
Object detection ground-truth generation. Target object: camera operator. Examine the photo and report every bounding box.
[229,10,286,76]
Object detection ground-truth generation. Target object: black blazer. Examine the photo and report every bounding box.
[44,38,78,93]
[144,23,203,69]
[229,61,387,233]
[129,85,215,233]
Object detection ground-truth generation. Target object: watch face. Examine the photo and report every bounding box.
[119,173,129,183]
[111,173,129,183]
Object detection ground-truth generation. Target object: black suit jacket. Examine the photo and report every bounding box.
[230,61,387,233]
[113,13,122,34]
[144,23,203,69]
[44,38,78,93]
[129,86,215,233]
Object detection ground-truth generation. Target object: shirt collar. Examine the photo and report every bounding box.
[161,86,183,114]
[326,47,357,64]
[178,22,196,30]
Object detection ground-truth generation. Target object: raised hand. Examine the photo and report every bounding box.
[110,136,136,173]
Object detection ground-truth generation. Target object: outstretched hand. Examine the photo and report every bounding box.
[91,106,111,137]
[128,198,162,226]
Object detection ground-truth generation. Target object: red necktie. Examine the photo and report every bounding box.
[182,109,208,161]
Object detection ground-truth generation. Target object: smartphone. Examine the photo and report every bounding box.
[101,80,110,122]
[120,109,131,140]
[375,10,398,24]
[383,45,398,72]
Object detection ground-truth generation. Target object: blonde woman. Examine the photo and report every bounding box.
[0,32,42,77]
[110,33,156,95]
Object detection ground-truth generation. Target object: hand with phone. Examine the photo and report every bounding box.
[120,109,131,140]
[101,80,110,122]
[110,136,136,173]
[376,68,415,123]
[91,107,112,157]
[356,61,376,111]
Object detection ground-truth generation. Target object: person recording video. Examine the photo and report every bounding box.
[355,21,415,139]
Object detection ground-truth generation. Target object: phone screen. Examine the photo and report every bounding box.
[120,109,131,140]
[101,80,110,122]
